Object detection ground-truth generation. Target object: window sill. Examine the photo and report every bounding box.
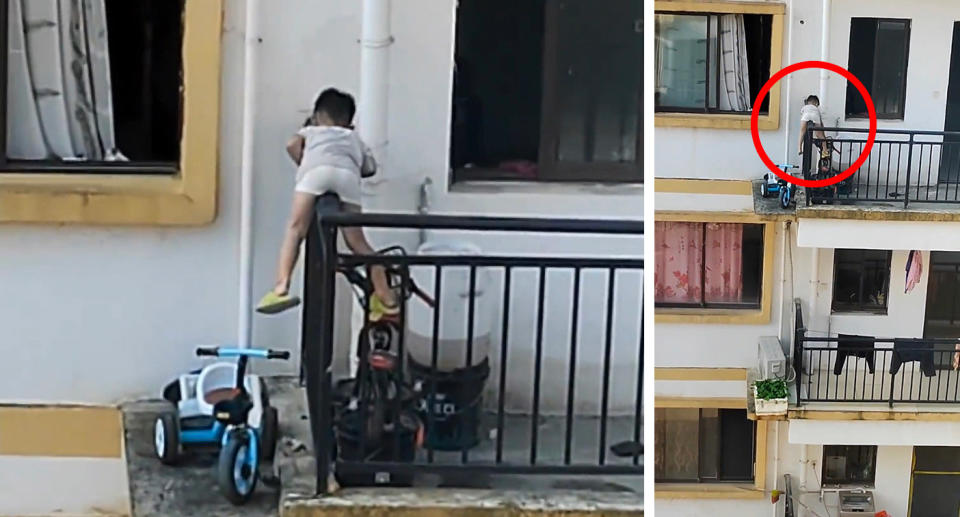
[656,112,779,131]
[0,171,216,226]
[655,483,764,500]
[656,307,769,325]
[831,309,889,316]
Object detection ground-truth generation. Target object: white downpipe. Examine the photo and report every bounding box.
[782,0,795,161]
[359,0,392,190]
[799,444,810,517]
[237,0,261,349]
[777,222,788,346]
[819,0,831,102]
[771,422,780,517]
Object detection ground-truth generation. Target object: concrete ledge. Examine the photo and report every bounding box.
[282,488,643,517]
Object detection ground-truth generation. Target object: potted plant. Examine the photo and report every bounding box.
[753,378,788,415]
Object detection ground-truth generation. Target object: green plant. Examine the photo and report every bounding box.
[754,378,788,400]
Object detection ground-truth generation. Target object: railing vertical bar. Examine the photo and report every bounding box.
[496,267,512,464]
[530,266,548,465]
[926,143,934,202]
[929,142,938,201]
[633,296,643,466]
[905,134,915,208]
[427,266,443,463]
[564,268,582,465]
[599,268,617,465]
[313,223,338,495]
[895,143,904,200]
[461,265,478,464]
[880,348,888,402]
[357,264,372,460]
[861,141,870,201]
[865,140,874,201]
[885,142,893,200]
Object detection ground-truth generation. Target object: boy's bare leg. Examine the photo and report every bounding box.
[340,204,397,307]
[273,192,316,295]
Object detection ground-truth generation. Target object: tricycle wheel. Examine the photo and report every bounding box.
[155,412,180,465]
[260,406,279,462]
[218,432,258,505]
[779,187,791,209]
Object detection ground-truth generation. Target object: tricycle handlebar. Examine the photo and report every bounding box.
[195,347,290,360]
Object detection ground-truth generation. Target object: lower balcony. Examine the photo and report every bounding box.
[794,334,960,408]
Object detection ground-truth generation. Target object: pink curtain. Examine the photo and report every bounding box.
[655,222,703,304]
[704,223,744,303]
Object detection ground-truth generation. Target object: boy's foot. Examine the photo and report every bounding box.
[368,293,400,322]
[256,291,301,314]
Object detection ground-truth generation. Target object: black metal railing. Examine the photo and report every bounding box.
[301,210,643,494]
[802,126,960,207]
[794,333,960,407]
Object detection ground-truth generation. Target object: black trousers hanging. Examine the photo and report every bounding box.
[889,339,937,377]
[833,334,876,375]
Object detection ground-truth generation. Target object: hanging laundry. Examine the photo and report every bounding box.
[833,334,876,375]
[954,342,960,371]
[889,339,936,377]
[905,250,923,294]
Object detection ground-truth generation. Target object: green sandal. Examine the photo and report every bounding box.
[368,294,400,322]
[256,291,301,314]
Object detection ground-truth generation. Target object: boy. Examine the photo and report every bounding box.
[257,88,398,319]
[798,94,828,155]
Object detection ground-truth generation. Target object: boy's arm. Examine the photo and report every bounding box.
[286,134,305,165]
[360,142,377,178]
[798,121,808,155]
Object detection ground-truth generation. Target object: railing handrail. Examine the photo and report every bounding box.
[317,212,644,235]
[810,126,960,137]
[800,335,960,346]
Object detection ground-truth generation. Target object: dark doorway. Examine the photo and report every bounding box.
[941,22,960,182]
[922,251,960,369]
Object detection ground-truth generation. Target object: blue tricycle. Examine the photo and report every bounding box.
[154,346,289,505]
[761,163,800,209]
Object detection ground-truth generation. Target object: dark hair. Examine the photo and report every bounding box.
[805,95,820,105]
[313,88,356,126]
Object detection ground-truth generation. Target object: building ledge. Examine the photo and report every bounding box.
[654,483,764,500]
[786,407,960,421]
[797,201,960,222]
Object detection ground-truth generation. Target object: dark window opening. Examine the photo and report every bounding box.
[846,18,910,120]
[654,222,764,310]
[822,445,878,486]
[2,0,184,172]
[654,12,772,114]
[831,249,891,313]
[451,0,642,184]
[655,408,756,483]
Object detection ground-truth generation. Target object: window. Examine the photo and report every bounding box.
[0,0,221,225]
[654,13,772,114]
[450,0,642,184]
[654,222,764,309]
[832,249,891,313]
[3,0,183,172]
[822,445,878,486]
[846,18,911,119]
[654,408,755,483]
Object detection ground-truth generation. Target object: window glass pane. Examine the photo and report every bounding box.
[718,409,754,481]
[846,18,877,117]
[823,445,878,485]
[873,21,909,117]
[655,14,708,109]
[654,222,705,305]
[909,473,960,517]
[6,0,183,163]
[833,249,890,311]
[553,0,641,164]
[703,223,763,306]
[655,408,700,481]
[914,446,960,472]
[699,409,720,480]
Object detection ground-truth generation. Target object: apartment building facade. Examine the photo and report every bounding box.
[654,1,960,516]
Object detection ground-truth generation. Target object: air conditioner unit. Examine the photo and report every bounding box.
[838,490,875,516]
[758,336,787,379]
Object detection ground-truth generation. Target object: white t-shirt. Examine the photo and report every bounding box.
[297,125,376,178]
[800,105,823,126]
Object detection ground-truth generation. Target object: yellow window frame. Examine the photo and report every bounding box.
[654,211,776,324]
[654,0,785,130]
[654,396,769,499]
[0,0,222,226]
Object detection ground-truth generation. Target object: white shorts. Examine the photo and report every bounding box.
[295,166,361,207]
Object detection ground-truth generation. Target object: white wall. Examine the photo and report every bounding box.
[0,0,642,410]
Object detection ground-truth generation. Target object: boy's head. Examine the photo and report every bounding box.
[312,88,356,127]
[805,95,820,107]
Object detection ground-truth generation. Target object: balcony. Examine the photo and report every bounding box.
[793,334,960,408]
[800,127,960,212]
[299,208,643,496]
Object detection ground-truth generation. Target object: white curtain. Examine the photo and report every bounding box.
[717,14,751,112]
[7,0,122,161]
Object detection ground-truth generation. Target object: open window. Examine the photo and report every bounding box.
[846,18,911,120]
[450,0,642,184]
[654,221,764,310]
[654,408,756,483]
[832,249,891,313]
[822,445,878,486]
[3,0,184,172]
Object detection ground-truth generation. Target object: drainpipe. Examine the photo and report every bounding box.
[771,422,780,517]
[359,0,392,190]
[417,177,433,246]
[819,0,831,103]
[237,0,261,349]
[782,0,795,161]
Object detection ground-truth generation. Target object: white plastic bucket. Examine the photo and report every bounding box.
[407,240,494,371]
